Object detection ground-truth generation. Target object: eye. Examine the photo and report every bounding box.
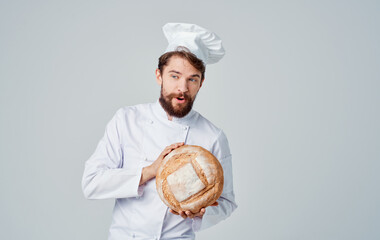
[189,78,197,82]
[171,75,179,79]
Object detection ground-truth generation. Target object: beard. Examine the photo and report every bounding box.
[159,85,196,118]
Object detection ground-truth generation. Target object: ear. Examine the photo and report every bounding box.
[200,78,205,88]
[155,68,163,85]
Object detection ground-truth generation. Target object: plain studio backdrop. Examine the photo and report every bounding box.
[0,1,379,239]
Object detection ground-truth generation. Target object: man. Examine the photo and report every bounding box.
[82,23,237,240]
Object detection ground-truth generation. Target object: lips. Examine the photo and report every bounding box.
[167,93,189,105]
[175,96,186,103]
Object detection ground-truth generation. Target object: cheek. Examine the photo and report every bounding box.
[188,87,200,97]
[163,80,176,91]
[161,82,172,93]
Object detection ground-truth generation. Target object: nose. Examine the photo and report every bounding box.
[177,78,188,93]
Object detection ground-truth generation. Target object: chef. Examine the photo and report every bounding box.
[82,23,237,240]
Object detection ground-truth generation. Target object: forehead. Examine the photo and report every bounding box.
[163,56,201,75]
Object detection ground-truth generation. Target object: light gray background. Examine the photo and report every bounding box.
[1,0,379,239]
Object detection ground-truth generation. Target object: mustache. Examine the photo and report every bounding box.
[167,93,190,100]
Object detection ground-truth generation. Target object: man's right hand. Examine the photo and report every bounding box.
[139,142,184,185]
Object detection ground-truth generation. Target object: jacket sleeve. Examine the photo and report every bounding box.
[81,108,144,199]
[193,130,238,231]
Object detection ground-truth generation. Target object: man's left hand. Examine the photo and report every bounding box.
[169,202,219,219]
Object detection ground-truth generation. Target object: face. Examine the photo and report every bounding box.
[156,56,204,118]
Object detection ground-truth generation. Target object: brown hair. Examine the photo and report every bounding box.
[158,47,206,80]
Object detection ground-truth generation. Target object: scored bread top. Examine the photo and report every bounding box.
[156,145,224,213]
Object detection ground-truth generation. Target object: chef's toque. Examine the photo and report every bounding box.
[163,23,225,65]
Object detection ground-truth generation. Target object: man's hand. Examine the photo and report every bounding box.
[169,202,219,219]
[139,142,184,185]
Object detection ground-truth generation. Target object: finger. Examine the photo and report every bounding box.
[194,208,206,218]
[179,210,187,219]
[164,143,182,153]
[162,148,172,156]
[185,210,194,219]
[162,143,184,157]
[190,208,205,218]
[170,142,184,149]
[161,146,175,157]
[200,208,206,215]
[170,209,179,215]
[162,150,173,159]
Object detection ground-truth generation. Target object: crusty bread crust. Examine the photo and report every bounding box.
[156,145,224,213]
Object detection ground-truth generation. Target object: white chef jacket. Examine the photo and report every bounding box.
[82,101,237,240]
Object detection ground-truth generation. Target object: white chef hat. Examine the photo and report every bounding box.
[162,23,225,65]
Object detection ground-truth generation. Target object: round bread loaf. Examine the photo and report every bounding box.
[156,145,224,213]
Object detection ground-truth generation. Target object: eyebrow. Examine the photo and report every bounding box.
[168,70,201,78]
[190,74,201,78]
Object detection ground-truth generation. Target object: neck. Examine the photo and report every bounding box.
[166,112,173,121]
